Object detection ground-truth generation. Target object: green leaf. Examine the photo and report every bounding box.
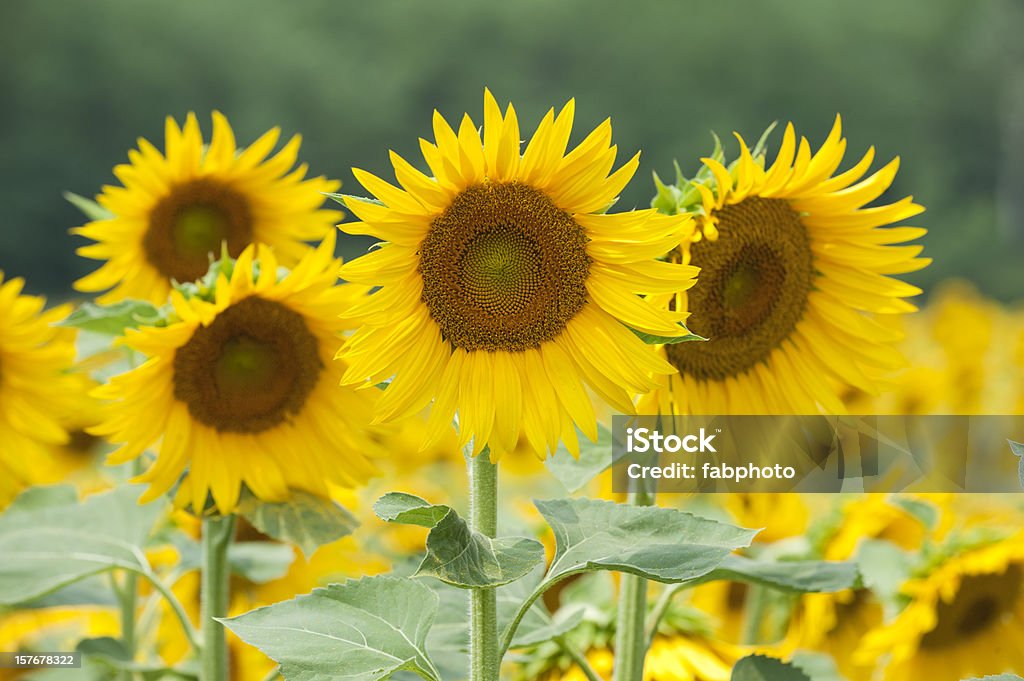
[416,511,545,588]
[694,555,859,593]
[630,326,707,345]
[373,492,450,527]
[790,652,848,681]
[891,497,939,530]
[59,300,163,335]
[236,489,357,559]
[496,564,587,649]
[856,540,912,606]
[375,493,545,588]
[1009,441,1024,490]
[0,485,163,605]
[5,485,78,515]
[732,655,812,681]
[536,498,757,583]
[221,576,442,681]
[417,581,468,680]
[510,603,586,648]
[77,637,198,678]
[545,424,614,494]
[64,191,114,221]
[228,542,296,584]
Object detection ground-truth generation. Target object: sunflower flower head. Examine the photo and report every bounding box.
[73,112,341,304]
[90,233,385,514]
[0,274,81,508]
[856,530,1024,679]
[338,89,698,461]
[646,118,930,415]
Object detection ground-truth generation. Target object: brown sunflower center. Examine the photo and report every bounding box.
[920,565,1022,648]
[666,197,813,381]
[66,429,101,455]
[144,178,254,282]
[172,296,322,433]
[418,182,590,352]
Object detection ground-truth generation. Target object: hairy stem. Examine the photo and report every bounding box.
[613,486,654,681]
[468,448,499,681]
[201,514,236,681]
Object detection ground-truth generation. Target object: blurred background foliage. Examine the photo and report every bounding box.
[1,0,1021,301]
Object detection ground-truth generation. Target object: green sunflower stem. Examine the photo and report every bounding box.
[613,484,654,681]
[201,513,236,681]
[468,446,499,681]
[119,457,144,681]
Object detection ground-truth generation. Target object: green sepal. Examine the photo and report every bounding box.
[64,191,114,221]
[60,300,165,335]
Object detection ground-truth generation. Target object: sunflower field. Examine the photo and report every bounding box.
[2,2,1023,681]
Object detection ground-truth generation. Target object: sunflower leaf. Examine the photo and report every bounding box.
[536,498,757,584]
[1009,441,1024,490]
[731,655,812,681]
[373,492,451,527]
[789,652,848,681]
[375,493,545,588]
[220,576,442,681]
[0,485,163,605]
[64,191,114,221]
[227,542,296,584]
[236,489,358,559]
[689,554,859,593]
[629,326,707,345]
[60,300,164,335]
[545,424,614,494]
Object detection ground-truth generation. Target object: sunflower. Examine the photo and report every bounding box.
[90,233,384,514]
[646,117,929,415]
[0,274,81,508]
[529,634,739,681]
[0,607,119,681]
[338,89,697,460]
[73,112,341,304]
[856,531,1024,679]
[779,495,939,681]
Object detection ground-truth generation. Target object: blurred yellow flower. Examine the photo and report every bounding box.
[534,635,739,681]
[0,274,80,508]
[857,531,1024,679]
[338,89,697,461]
[73,112,341,304]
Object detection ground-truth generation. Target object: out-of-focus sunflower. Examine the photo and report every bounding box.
[0,607,119,681]
[530,634,739,681]
[0,274,80,508]
[646,118,929,415]
[724,493,809,544]
[783,495,944,681]
[856,531,1024,679]
[73,112,341,304]
[338,89,697,461]
[91,234,384,514]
